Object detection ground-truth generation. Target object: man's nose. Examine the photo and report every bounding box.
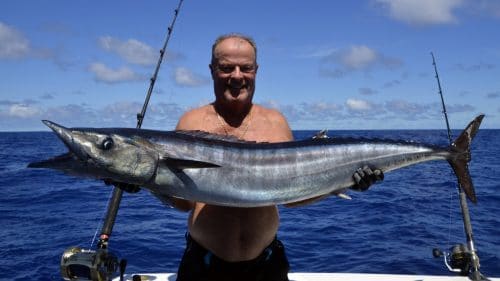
[230,66,244,79]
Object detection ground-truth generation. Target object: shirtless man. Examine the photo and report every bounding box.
[110,33,382,281]
[169,34,383,281]
[173,34,292,281]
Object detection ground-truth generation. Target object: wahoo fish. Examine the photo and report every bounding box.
[28,115,484,207]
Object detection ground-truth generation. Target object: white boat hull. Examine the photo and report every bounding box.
[114,272,500,281]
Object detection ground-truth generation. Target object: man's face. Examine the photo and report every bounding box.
[210,37,258,107]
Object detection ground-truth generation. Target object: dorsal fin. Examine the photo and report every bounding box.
[175,130,258,144]
[312,129,329,139]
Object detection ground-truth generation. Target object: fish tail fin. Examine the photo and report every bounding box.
[448,114,484,204]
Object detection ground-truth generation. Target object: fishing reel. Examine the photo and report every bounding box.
[60,246,126,281]
[433,244,472,276]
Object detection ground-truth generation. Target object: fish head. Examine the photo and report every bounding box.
[36,120,159,185]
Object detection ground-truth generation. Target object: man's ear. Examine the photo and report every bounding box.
[209,64,216,78]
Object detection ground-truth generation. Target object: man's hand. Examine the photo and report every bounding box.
[103,179,141,193]
[351,166,384,191]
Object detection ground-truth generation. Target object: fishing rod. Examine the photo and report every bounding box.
[98,0,184,250]
[430,52,489,281]
[60,1,184,280]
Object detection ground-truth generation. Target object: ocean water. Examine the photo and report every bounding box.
[1,129,499,280]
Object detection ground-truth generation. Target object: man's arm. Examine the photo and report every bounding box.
[283,132,384,207]
[284,167,384,207]
[164,109,209,212]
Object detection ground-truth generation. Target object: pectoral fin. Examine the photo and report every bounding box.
[162,157,220,170]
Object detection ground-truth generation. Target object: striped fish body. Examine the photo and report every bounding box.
[151,134,450,206]
[28,115,484,207]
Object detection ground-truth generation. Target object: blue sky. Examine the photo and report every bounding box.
[1,0,499,131]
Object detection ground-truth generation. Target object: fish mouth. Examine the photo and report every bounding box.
[28,121,101,176]
[28,151,111,180]
[28,152,78,169]
[41,120,90,161]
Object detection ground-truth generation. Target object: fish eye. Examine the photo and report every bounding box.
[102,137,114,150]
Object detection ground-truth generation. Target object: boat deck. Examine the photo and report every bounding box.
[115,272,499,281]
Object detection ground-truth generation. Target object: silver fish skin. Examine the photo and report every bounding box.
[28,115,484,207]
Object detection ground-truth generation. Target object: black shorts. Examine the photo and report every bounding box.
[176,234,290,281]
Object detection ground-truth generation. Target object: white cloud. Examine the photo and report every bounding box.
[447,103,475,113]
[376,0,464,25]
[7,104,42,118]
[385,99,430,115]
[299,46,339,59]
[0,22,30,59]
[0,22,75,70]
[319,45,402,78]
[0,97,484,131]
[0,100,188,130]
[260,100,343,125]
[100,101,141,122]
[300,102,343,119]
[174,67,209,87]
[99,36,157,66]
[89,62,143,83]
[340,46,378,70]
[346,98,375,111]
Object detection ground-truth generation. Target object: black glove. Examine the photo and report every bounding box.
[103,179,141,193]
[351,166,384,191]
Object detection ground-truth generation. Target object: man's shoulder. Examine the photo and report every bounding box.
[252,104,293,142]
[253,104,289,127]
[253,104,286,119]
[176,104,212,130]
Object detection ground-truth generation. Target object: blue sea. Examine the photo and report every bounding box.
[1,129,499,280]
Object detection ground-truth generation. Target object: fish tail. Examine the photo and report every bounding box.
[448,114,484,203]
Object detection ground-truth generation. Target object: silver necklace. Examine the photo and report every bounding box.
[214,106,253,139]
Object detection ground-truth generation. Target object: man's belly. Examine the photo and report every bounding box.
[188,203,280,262]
